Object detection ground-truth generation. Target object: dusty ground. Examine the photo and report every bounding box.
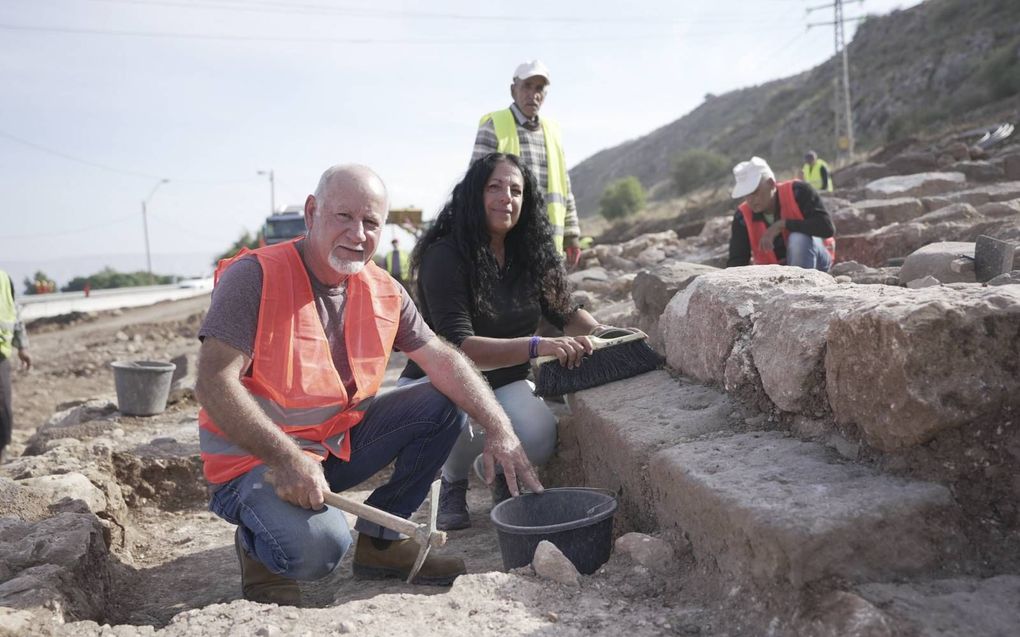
[7,295,761,636]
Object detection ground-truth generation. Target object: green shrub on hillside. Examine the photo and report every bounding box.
[982,37,1020,100]
[671,149,730,196]
[62,267,172,292]
[599,177,646,220]
[213,230,261,266]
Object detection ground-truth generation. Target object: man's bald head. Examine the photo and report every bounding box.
[313,164,389,217]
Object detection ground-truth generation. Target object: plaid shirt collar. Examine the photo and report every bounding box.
[509,103,541,131]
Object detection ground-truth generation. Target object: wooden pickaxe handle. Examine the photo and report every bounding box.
[322,491,422,539]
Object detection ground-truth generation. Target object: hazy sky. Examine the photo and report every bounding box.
[0,0,921,272]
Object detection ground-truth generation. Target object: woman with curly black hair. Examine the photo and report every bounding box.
[399,152,608,530]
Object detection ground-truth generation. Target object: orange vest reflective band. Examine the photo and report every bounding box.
[198,240,402,484]
[738,180,836,265]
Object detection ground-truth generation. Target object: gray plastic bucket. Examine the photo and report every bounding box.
[490,487,618,574]
[111,360,177,416]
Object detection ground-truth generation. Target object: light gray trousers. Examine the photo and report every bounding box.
[397,377,558,482]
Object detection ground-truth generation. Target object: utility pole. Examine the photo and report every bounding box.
[807,0,864,160]
[258,169,276,214]
[142,179,170,276]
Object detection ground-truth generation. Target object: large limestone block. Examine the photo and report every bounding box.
[631,262,717,349]
[865,172,966,199]
[662,267,835,385]
[832,196,928,235]
[858,576,1020,637]
[836,213,1003,268]
[619,230,678,259]
[826,286,1020,451]
[832,162,893,187]
[915,202,981,225]
[897,241,976,285]
[649,432,960,588]
[922,183,1020,212]
[977,198,1020,218]
[0,513,112,621]
[752,288,881,414]
[568,371,744,529]
[851,197,925,229]
[886,152,939,175]
[950,160,1005,183]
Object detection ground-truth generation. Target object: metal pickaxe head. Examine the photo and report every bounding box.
[407,478,448,583]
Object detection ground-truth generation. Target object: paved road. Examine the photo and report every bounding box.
[19,281,213,320]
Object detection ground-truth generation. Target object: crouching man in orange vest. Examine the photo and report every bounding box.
[726,156,836,272]
[195,165,543,605]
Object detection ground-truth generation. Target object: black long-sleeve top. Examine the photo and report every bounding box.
[726,181,835,268]
[400,237,568,390]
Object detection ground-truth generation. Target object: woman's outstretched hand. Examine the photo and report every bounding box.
[535,336,593,369]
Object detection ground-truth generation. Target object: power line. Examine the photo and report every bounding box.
[0,21,753,43]
[0,129,165,179]
[0,214,138,239]
[0,128,258,184]
[90,0,776,26]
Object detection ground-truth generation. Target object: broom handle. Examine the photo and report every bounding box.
[532,330,648,366]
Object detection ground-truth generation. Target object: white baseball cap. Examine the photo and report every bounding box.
[513,59,551,84]
[730,156,775,199]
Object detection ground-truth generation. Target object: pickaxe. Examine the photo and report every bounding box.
[322,478,447,583]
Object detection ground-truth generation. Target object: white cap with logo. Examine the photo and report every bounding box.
[513,59,551,84]
[730,156,775,199]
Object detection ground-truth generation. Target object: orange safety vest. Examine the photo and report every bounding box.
[738,180,836,266]
[198,240,403,484]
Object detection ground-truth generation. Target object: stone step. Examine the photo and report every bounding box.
[649,431,964,589]
[568,370,750,530]
[858,576,1020,636]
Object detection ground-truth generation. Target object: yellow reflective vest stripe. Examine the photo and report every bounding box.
[802,160,834,192]
[0,273,16,359]
[481,109,568,252]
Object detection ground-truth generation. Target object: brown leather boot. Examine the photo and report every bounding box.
[234,528,301,606]
[352,533,466,586]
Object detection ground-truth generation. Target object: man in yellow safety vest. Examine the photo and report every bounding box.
[472,60,583,268]
[799,150,834,192]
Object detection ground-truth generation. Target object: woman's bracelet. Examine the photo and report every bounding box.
[529,335,541,359]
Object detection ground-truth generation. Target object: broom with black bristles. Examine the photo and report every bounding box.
[532,329,664,397]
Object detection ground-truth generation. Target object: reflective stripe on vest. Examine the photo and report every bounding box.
[198,241,401,485]
[482,108,569,253]
[802,160,834,192]
[0,273,15,359]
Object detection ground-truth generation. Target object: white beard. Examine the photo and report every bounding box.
[329,253,365,275]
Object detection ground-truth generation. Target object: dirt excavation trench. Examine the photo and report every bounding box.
[7,276,1020,636]
[1,296,740,637]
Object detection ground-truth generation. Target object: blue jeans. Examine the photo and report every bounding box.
[786,232,832,272]
[209,380,464,581]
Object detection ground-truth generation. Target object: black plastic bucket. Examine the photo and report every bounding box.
[490,487,618,575]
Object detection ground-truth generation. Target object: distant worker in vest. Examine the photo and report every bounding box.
[726,156,836,272]
[799,150,834,192]
[0,270,32,465]
[473,59,583,268]
[385,238,410,286]
[195,165,543,606]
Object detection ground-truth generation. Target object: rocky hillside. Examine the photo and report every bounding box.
[569,0,1020,216]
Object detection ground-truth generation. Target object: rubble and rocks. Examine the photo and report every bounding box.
[5,134,1020,635]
